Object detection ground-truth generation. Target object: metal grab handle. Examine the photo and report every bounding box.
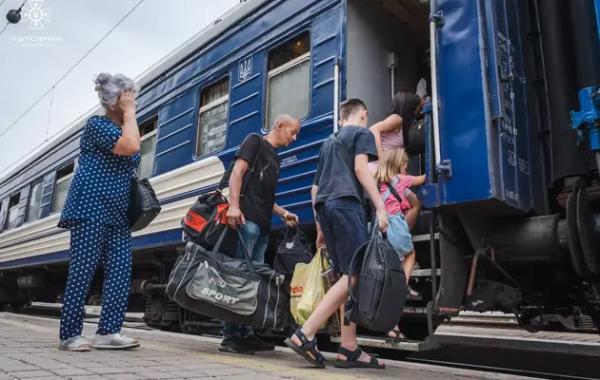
[333,58,340,133]
[429,8,443,167]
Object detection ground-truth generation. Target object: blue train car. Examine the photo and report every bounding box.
[0,0,598,345]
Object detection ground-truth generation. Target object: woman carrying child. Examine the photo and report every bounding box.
[374,147,425,340]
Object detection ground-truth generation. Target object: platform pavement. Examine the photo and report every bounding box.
[0,313,538,380]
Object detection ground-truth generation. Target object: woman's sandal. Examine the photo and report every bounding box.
[284,328,326,368]
[335,346,385,369]
[385,326,406,343]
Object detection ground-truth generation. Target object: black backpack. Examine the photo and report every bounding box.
[273,227,313,276]
[345,223,407,332]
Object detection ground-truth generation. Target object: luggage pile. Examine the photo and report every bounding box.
[168,211,407,335]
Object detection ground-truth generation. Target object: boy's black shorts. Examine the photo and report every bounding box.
[316,197,368,274]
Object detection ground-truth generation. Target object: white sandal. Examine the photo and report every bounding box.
[59,336,92,351]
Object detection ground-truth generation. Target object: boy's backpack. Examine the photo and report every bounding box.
[345,222,407,332]
[273,227,313,276]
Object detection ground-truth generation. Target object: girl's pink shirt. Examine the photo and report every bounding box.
[379,174,415,215]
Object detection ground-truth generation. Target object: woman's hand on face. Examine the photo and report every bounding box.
[118,90,137,114]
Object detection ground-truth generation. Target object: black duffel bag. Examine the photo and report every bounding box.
[273,227,313,277]
[345,222,407,332]
[128,174,161,232]
[166,228,289,331]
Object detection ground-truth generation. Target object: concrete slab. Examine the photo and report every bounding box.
[0,313,540,380]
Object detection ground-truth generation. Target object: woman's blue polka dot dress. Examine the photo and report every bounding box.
[58,115,140,340]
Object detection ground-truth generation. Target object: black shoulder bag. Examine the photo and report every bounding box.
[273,227,313,276]
[128,173,162,232]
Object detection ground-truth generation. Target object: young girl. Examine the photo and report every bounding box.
[374,148,425,340]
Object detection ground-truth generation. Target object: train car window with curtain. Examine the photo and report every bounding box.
[4,193,20,230]
[52,163,74,213]
[138,117,158,179]
[196,77,229,156]
[265,32,310,130]
[26,180,44,223]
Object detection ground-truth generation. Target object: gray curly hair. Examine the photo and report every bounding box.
[94,73,138,109]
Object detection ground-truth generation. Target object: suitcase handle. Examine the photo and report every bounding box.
[209,227,257,274]
[282,226,301,243]
[235,229,257,273]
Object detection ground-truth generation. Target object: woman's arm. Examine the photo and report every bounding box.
[369,114,403,158]
[112,91,141,156]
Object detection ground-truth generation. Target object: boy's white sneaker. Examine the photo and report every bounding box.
[93,332,140,350]
[59,336,92,351]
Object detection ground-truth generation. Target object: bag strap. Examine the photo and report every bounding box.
[346,241,366,303]
[386,180,405,206]
[216,161,235,190]
[282,226,292,242]
[345,217,384,308]
[209,227,257,274]
[217,133,265,192]
[319,247,331,271]
[235,229,257,273]
[173,242,200,297]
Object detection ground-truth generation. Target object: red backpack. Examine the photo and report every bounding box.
[181,134,264,252]
[181,190,230,250]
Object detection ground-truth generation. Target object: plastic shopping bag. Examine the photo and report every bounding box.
[290,247,330,328]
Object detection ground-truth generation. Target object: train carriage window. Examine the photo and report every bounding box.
[195,78,229,157]
[265,33,311,130]
[26,180,43,223]
[4,193,20,230]
[52,163,74,213]
[138,117,158,179]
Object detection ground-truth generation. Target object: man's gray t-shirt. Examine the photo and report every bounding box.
[313,125,377,207]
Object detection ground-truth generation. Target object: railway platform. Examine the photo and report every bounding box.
[0,312,536,380]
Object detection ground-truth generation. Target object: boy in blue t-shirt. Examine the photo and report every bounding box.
[285,99,389,369]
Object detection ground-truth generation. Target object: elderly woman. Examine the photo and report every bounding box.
[57,73,141,351]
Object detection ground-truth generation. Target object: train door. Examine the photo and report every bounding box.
[424,0,533,210]
[343,0,536,347]
[344,0,436,347]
